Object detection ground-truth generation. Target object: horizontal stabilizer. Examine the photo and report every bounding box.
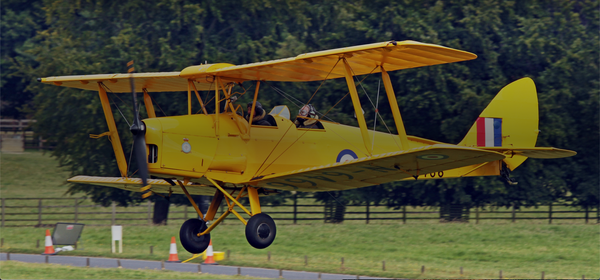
[480,147,576,159]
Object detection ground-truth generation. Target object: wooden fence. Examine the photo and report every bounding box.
[1,197,597,227]
[0,119,53,151]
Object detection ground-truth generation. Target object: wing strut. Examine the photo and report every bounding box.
[248,81,261,138]
[381,66,410,150]
[342,58,372,156]
[214,77,221,137]
[177,179,205,220]
[97,83,128,177]
[142,89,157,118]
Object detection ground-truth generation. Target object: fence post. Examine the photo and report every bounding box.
[1,198,5,227]
[512,203,516,223]
[147,200,152,225]
[184,205,188,221]
[38,136,43,151]
[38,199,43,227]
[366,200,370,224]
[111,201,116,225]
[293,193,297,224]
[402,206,406,224]
[74,198,78,223]
[220,203,225,224]
[475,206,479,224]
[585,205,589,224]
[548,203,553,224]
[20,120,25,146]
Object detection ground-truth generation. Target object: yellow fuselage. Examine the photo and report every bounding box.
[144,109,498,188]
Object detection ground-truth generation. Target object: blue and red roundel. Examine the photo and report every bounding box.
[336,149,358,163]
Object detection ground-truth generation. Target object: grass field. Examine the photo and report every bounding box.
[0,260,260,279]
[1,151,72,198]
[1,223,598,278]
[1,151,599,278]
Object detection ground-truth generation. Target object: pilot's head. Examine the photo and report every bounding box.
[299,104,316,118]
[247,102,263,115]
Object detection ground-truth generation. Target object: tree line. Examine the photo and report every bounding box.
[2,0,598,223]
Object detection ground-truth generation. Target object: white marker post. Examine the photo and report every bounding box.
[111,225,122,253]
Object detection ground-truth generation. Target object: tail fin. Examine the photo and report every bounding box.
[459,78,539,170]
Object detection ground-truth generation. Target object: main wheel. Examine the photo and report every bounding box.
[245,213,276,249]
[179,219,210,254]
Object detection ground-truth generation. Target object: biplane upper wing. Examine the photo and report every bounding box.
[247,144,505,192]
[38,71,220,92]
[183,40,477,82]
[40,40,476,91]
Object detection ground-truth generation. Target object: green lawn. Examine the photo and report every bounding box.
[1,222,597,278]
[1,151,72,198]
[0,260,261,279]
[1,151,599,278]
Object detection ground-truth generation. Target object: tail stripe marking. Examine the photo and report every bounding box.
[477,117,502,147]
[493,118,502,147]
[477,117,486,146]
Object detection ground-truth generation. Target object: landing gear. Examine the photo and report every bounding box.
[501,162,518,185]
[245,213,276,249]
[179,219,211,254]
[177,177,278,253]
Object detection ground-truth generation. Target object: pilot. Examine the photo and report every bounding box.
[294,104,320,128]
[246,101,272,126]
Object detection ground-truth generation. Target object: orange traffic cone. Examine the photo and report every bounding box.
[166,236,180,263]
[41,229,56,255]
[203,239,217,265]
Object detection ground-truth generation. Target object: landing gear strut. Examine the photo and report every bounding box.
[501,162,518,185]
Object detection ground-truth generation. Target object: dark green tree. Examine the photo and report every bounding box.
[4,0,598,220]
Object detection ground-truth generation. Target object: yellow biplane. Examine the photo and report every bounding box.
[39,40,576,253]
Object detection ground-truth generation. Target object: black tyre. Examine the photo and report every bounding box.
[179,219,210,254]
[245,213,276,249]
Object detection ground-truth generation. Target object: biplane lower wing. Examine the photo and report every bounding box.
[67,176,223,196]
[480,147,577,159]
[248,144,506,192]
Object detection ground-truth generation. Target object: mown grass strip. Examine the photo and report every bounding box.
[0,260,261,279]
[1,223,597,278]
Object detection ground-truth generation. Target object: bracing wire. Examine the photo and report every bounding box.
[126,141,134,177]
[255,64,381,176]
[146,92,167,117]
[253,60,343,177]
[101,83,131,127]
[303,58,342,107]
[264,81,304,107]
[319,65,379,119]
[264,81,335,122]
[350,66,402,150]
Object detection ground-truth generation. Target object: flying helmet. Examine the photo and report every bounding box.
[299,104,316,118]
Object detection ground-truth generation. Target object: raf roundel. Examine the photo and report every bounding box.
[417,154,449,160]
[336,149,358,163]
[181,138,192,154]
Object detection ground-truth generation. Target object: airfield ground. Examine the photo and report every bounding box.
[1,151,598,279]
[0,260,260,279]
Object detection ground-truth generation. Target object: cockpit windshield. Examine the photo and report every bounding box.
[269,105,291,120]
